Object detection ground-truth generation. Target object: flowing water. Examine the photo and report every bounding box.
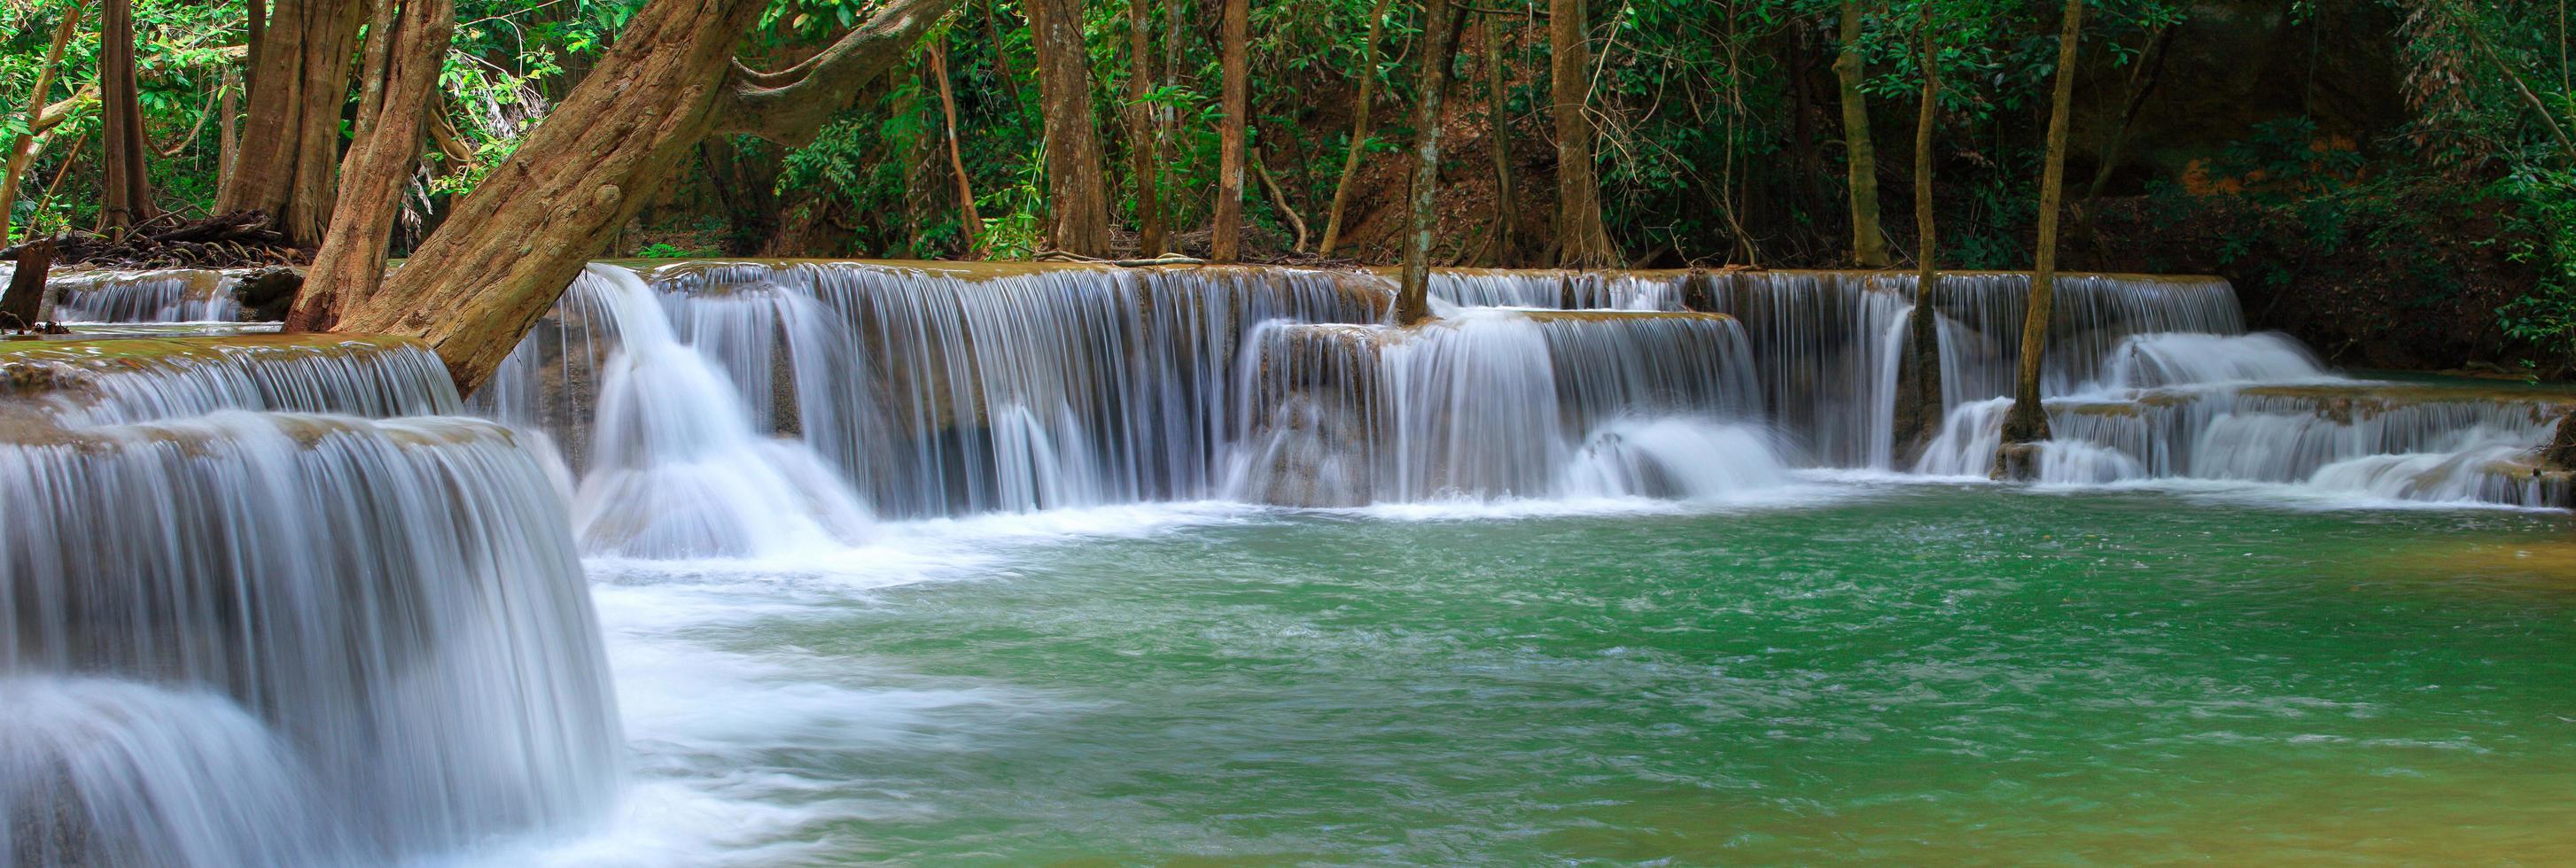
[10,260,2576,865]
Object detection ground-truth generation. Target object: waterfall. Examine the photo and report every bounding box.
[1,337,620,865]
[8,335,458,426]
[1229,307,1783,506]
[482,261,1388,517]
[564,264,874,558]
[43,269,243,323]
[1426,270,1682,311]
[466,261,2568,515]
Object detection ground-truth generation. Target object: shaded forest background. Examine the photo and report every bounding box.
[4,0,2572,375]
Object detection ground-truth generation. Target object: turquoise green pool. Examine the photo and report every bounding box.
[577,484,2576,864]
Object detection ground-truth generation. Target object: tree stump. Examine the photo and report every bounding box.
[2,240,53,332]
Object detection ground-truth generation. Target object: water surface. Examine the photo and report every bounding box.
[538,484,2576,864]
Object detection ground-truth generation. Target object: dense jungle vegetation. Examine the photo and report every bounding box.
[2,0,2572,374]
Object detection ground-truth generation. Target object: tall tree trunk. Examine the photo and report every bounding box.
[1550,0,1615,268]
[219,70,242,187]
[0,4,85,244]
[1996,0,2084,477]
[1396,0,1469,325]
[220,0,367,246]
[1833,0,1891,267]
[245,0,266,92]
[329,0,953,394]
[1484,11,1519,267]
[287,0,454,332]
[1210,0,1249,261]
[1319,0,1398,257]
[1125,0,1163,255]
[99,0,159,233]
[1890,14,1941,463]
[930,35,984,257]
[1026,0,1112,256]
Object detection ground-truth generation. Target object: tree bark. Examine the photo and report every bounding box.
[1550,0,1615,268]
[1211,0,1249,261]
[1250,145,1306,251]
[1996,0,2084,476]
[219,70,242,188]
[1125,0,1163,255]
[1833,0,1891,267]
[286,0,454,332]
[328,0,953,395]
[220,0,367,247]
[0,241,51,330]
[100,0,160,233]
[930,35,984,258]
[1319,0,1399,257]
[1,4,86,244]
[1026,0,1112,256]
[1890,13,1941,463]
[1484,11,1519,267]
[1396,0,1469,325]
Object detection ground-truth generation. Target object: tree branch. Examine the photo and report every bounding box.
[712,0,957,146]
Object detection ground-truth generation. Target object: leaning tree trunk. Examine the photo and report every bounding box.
[0,4,85,243]
[219,0,366,247]
[286,0,454,332]
[1027,0,1112,257]
[1395,0,1469,325]
[1125,0,1163,256]
[1319,0,1398,256]
[1889,15,1942,463]
[1210,0,1249,261]
[327,0,954,394]
[1996,0,2084,478]
[1550,0,1616,268]
[100,0,160,233]
[1833,0,1891,268]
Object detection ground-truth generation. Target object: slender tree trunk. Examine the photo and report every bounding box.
[1833,0,1891,267]
[0,4,84,244]
[1211,0,1249,260]
[287,0,454,331]
[1026,0,1112,256]
[1319,0,1398,256]
[1890,14,1942,463]
[1250,145,1307,251]
[930,35,984,257]
[1125,0,1163,255]
[1996,0,2084,477]
[329,0,953,394]
[1484,11,1519,267]
[100,0,159,233]
[2081,25,2172,202]
[221,0,368,246]
[1397,0,1469,325]
[1550,0,1615,268]
[219,70,242,187]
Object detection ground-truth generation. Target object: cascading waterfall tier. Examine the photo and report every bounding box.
[482,260,1390,518]
[1229,308,1785,506]
[0,336,620,865]
[469,260,2572,515]
[41,269,244,323]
